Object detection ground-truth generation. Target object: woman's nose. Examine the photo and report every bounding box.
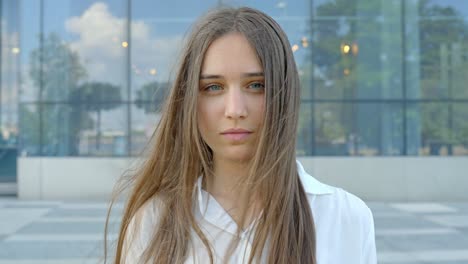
[224,87,248,119]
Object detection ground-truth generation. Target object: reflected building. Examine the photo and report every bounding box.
[0,0,467,200]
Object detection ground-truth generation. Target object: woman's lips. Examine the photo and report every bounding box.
[222,132,252,141]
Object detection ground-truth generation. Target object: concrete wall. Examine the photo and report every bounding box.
[300,157,468,201]
[17,157,137,200]
[17,157,468,201]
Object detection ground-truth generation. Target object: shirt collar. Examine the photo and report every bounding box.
[194,160,334,234]
[296,160,334,195]
[196,160,333,212]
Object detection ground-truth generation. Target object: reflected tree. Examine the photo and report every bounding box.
[135,81,170,113]
[70,82,122,151]
[304,0,468,155]
[419,0,468,154]
[29,33,87,101]
[28,33,88,155]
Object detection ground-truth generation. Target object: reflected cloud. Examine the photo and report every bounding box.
[65,2,183,84]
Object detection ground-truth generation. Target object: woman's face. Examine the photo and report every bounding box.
[198,32,265,163]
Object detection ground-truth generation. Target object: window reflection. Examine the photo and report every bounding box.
[11,0,468,157]
[310,103,403,156]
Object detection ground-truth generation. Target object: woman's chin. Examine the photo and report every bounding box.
[218,149,254,163]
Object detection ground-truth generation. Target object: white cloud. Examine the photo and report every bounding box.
[63,2,185,131]
[65,2,183,86]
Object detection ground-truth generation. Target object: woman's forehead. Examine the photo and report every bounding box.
[201,33,263,77]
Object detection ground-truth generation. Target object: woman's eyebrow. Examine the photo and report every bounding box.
[242,72,264,78]
[200,72,264,80]
[200,74,222,80]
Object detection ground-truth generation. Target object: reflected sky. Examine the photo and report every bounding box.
[6,0,468,156]
[19,1,312,86]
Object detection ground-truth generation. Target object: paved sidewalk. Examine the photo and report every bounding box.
[0,198,467,263]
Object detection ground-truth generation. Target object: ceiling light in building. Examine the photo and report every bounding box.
[352,43,359,55]
[301,37,308,48]
[149,69,157,76]
[292,44,299,52]
[122,41,129,48]
[12,47,20,54]
[341,43,351,54]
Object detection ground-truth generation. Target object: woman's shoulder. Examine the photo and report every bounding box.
[124,196,164,247]
[297,160,373,225]
[308,183,377,262]
[128,195,164,232]
[326,186,373,225]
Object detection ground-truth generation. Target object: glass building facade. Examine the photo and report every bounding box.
[1,0,467,174]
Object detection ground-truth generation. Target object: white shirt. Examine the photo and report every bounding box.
[123,161,377,264]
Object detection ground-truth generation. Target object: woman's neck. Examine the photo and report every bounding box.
[203,156,260,229]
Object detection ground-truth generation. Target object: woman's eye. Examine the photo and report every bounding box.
[205,84,223,91]
[248,82,265,91]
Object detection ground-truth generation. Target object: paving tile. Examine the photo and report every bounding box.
[391,203,458,214]
[412,249,468,262]
[376,228,458,236]
[44,208,111,218]
[376,237,400,251]
[457,227,468,234]
[445,203,468,213]
[435,262,468,264]
[1,199,467,262]
[374,215,442,229]
[0,259,102,264]
[2,204,60,209]
[0,200,62,207]
[379,233,468,252]
[0,209,51,236]
[15,222,108,235]
[367,202,396,212]
[59,202,123,210]
[424,215,468,228]
[0,241,103,259]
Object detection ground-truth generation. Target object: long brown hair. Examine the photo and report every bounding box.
[105,6,316,264]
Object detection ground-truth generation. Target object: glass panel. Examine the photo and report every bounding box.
[297,103,313,156]
[355,103,403,155]
[1,0,20,147]
[418,0,468,17]
[312,1,403,100]
[41,103,128,156]
[453,103,468,155]
[18,104,40,156]
[1,0,20,183]
[314,103,352,156]
[408,0,468,99]
[313,0,358,17]
[130,103,161,156]
[130,1,219,156]
[407,103,454,156]
[19,0,41,102]
[314,103,403,156]
[130,0,217,101]
[40,104,72,156]
[40,0,128,102]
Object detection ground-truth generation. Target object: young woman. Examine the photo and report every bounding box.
[107,6,376,264]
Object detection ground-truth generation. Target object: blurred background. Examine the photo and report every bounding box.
[0,0,467,263]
